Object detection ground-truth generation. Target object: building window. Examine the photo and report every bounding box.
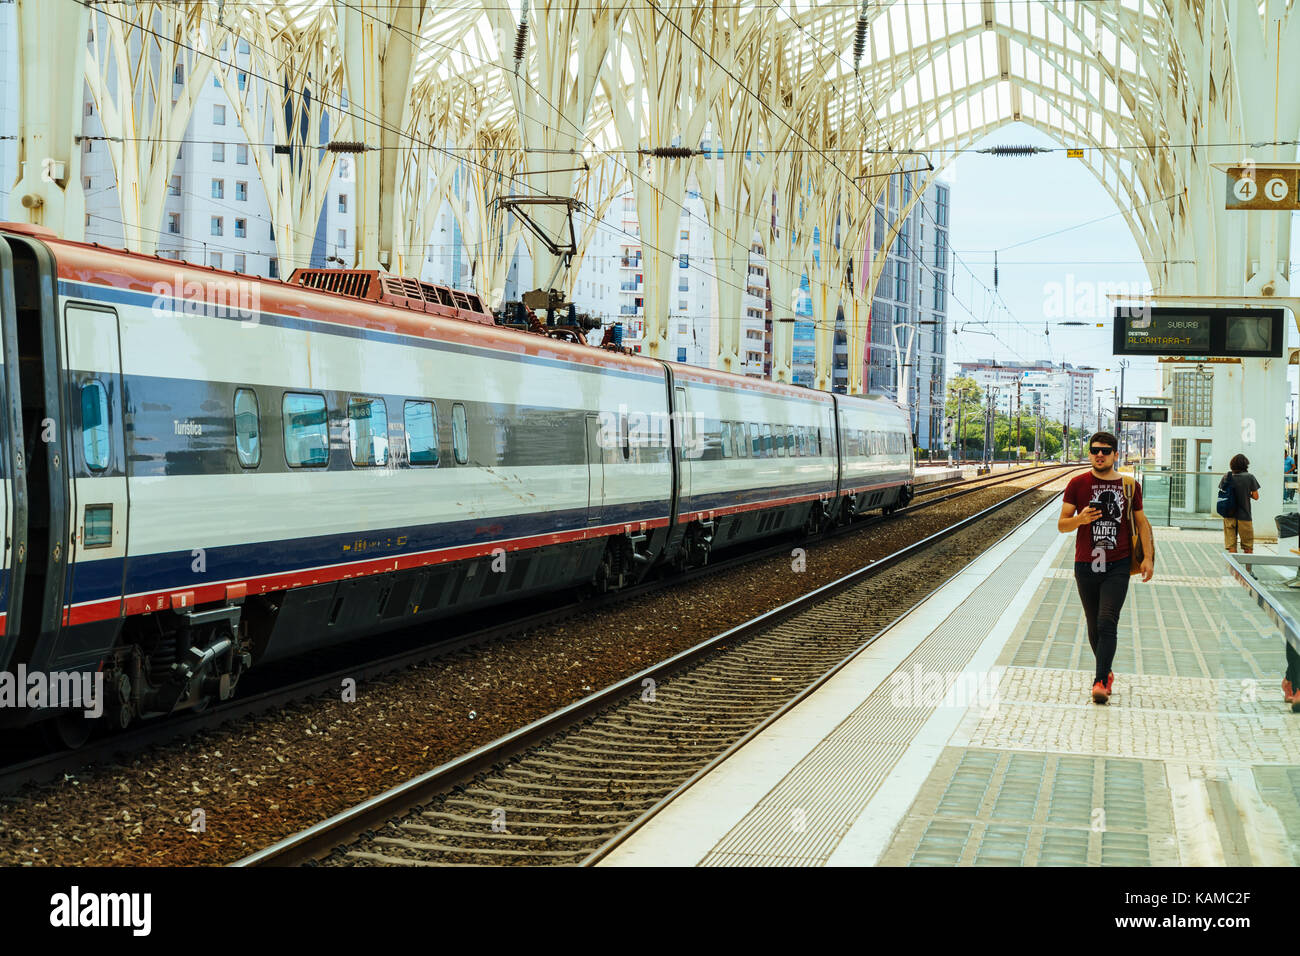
[208,252,222,269]
[84,102,93,117]
[80,382,111,471]
[934,229,947,269]
[933,272,946,311]
[234,253,246,273]
[679,254,689,269]
[237,72,247,91]
[213,104,226,125]
[237,38,250,54]
[236,144,248,165]
[212,142,225,162]
[83,139,92,154]
[168,213,181,234]
[347,397,389,466]
[282,392,329,467]
[211,216,223,236]
[677,347,687,362]
[235,181,247,201]
[678,300,688,311]
[83,176,92,190]
[235,218,246,238]
[233,388,260,467]
[211,178,224,199]
[337,229,346,248]
[169,175,181,196]
[680,230,688,241]
[173,64,184,84]
[338,194,348,213]
[269,258,279,279]
[404,401,439,465]
[936,186,949,226]
[1171,370,1213,427]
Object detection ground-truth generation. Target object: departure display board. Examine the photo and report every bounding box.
[1117,405,1169,423]
[1113,306,1285,358]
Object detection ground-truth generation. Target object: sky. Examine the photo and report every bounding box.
[939,122,1300,414]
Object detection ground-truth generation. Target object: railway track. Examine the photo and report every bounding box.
[237,466,1071,867]
[0,462,1077,797]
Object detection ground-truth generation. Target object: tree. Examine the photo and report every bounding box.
[945,376,982,420]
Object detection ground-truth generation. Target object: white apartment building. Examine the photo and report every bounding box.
[957,359,1095,429]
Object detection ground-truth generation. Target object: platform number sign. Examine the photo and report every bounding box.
[1225,165,1299,210]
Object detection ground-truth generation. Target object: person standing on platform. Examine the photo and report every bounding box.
[1058,432,1155,705]
[1219,455,1260,554]
[1284,449,1295,505]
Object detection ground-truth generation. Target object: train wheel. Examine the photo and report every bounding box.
[42,712,93,750]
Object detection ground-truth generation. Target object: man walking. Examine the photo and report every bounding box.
[1058,432,1155,704]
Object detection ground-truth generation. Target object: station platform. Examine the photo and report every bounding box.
[913,465,963,486]
[602,496,1300,867]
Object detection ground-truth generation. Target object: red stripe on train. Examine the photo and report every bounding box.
[62,516,671,626]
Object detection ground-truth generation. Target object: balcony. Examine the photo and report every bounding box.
[619,280,642,292]
[620,256,641,268]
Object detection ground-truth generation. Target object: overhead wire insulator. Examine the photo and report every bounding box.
[977,145,1051,156]
[852,1,870,71]
[993,250,999,289]
[638,146,699,158]
[513,11,529,75]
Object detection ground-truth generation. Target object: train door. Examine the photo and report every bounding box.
[674,386,692,507]
[585,413,604,526]
[62,304,129,630]
[0,240,20,665]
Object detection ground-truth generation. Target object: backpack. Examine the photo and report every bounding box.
[1216,473,1236,518]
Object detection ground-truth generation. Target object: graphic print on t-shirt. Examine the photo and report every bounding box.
[1089,485,1125,553]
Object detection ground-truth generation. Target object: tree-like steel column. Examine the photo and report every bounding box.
[83,3,216,254]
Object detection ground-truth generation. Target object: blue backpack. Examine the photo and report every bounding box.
[1216,474,1236,518]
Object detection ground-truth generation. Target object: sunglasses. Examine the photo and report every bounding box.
[1089,446,1115,455]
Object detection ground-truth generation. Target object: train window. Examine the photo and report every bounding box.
[786,426,796,455]
[621,412,630,461]
[282,392,329,467]
[404,401,439,465]
[452,402,469,464]
[80,381,110,471]
[735,422,747,458]
[775,425,786,457]
[233,388,260,468]
[348,397,389,466]
[761,424,774,458]
[749,423,760,457]
[719,422,731,459]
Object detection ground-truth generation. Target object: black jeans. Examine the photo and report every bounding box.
[1073,560,1131,684]
[1286,639,1300,690]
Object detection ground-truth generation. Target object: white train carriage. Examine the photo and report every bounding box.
[832,393,915,519]
[0,221,918,736]
[665,366,839,565]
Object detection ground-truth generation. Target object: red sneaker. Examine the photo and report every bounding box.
[1106,672,1114,694]
[1286,680,1295,704]
[1092,681,1110,704]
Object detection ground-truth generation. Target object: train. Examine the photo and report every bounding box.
[0,222,913,743]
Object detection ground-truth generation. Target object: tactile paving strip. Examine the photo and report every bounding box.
[693,516,1064,866]
[879,747,1178,866]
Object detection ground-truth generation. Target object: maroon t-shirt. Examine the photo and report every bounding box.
[1063,472,1143,564]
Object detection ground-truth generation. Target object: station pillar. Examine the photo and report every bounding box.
[7,0,89,238]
